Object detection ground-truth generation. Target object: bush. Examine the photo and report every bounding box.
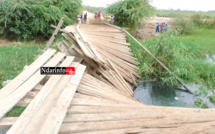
[191,14,203,27]
[205,20,215,30]
[171,16,196,35]
[0,0,82,40]
[106,0,154,31]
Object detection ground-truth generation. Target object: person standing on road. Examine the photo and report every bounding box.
[97,12,101,18]
[77,15,81,24]
[95,12,97,19]
[97,12,101,22]
[156,23,160,33]
[84,13,87,21]
[80,14,83,23]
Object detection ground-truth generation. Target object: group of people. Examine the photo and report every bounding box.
[94,12,101,18]
[156,23,168,33]
[94,12,114,23]
[77,12,88,24]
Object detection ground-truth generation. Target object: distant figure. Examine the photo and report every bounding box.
[97,12,101,18]
[95,12,97,19]
[84,13,87,21]
[107,14,111,23]
[156,23,159,32]
[80,14,83,23]
[77,15,81,24]
[97,12,101,22]
[161,23,164,32]
[164,23,168,32]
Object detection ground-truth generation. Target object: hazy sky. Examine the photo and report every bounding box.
[82,0,215,11]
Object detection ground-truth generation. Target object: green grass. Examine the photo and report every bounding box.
[0,44,44,117]
[5,106,26,117]
[156,11,215,19]
[181,29,215,54]
[209,94,215,104]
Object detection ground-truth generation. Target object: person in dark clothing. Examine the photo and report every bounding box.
[80,14,83,23]
[156,23,160,33]
[84,13,87,21]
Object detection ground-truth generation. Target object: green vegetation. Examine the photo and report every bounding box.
[194,99,209,108]
[0,44,44,89]
[5,106,26,117]
[209,94,215,104]
[181,29,215,54]
[84,6,106,13]
[128,32,215,89]
[156,10,215,19]
[0,0,82,40]
[106,0,154,31]
[0,44,44,116]
[194,86,208,96]
[171,17,196,35]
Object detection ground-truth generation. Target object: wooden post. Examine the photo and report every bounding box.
[45,17,64,50]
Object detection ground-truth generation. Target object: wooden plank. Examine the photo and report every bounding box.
[39,64,86,134]
[76,25,105,64]
[59,117,215,133]
[0,49,55,100]
[130,72,137,87]
[73,33,94,59]
[107,59,133,95]
[58,41,71,56]
[7,57,74,134]
[0,118,16,129]
[93,44,138,64]
[0,52,65,119]
[20,62,79,134]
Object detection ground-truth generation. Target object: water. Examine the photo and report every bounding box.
[205,54,215,64]
[134,81,215,108]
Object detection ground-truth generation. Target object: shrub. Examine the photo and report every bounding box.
[191,14,203,27]
[205,20,215,30]
[171,16,196,35]
[0,0,82,40]
[106,0,155,31]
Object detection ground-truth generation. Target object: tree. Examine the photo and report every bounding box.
[0,0,82,40]
[106,0,154,31]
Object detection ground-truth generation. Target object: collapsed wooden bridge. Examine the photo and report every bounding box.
[0,23,215,134]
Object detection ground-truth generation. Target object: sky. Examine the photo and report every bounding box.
[82,0,215,11]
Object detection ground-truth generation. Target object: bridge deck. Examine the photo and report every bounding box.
[0,23,215,134]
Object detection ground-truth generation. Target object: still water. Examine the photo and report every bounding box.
[133,81,215,108]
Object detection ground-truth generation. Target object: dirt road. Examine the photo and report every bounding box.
[135,16,173,39]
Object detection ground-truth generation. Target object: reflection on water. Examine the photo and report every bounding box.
[0,130,7,134]
[133,81,215,108]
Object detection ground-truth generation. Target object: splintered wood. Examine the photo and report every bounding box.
[0,23,215,134]
[63,24,140,96]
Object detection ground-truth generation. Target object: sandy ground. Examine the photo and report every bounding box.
[134,16,173,39]
[0,39,19,46]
